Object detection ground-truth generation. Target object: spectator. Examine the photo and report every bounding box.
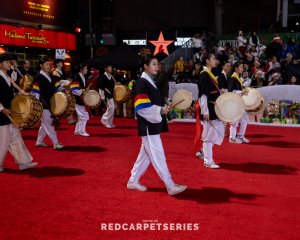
[268,72,282,86]
[267,35,283,59]
[237,30,247,57]
[241,71,252,87]
[218,61,231,90]
[266,56,281,72]
[155,63,169,104]
[191,33,203,55]
[251,70,266,87]
[249,31,260,47]
[174,57,185,74]
[288,75,298,85]
[20,60,35,76]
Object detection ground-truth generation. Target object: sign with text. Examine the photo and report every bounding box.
[0,0,72,27]
[0,24,76,50]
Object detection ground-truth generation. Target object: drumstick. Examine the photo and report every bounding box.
[169,99,185,108]
[4,114,23,128]
[207,120,224,138]
[8,76,28,95]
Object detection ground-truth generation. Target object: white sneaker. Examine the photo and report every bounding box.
[239,137,250,143]
[229,138,242,144]
[204,162,220,169]
[127,181,147,192]
[196,151,204,160]
[167,184,187,196]
[0,166,3,172]
[19,162,38,171]
[79,132,90,137]
[35,142,48,147]
[54,143,64,150]
[101,119,107,126]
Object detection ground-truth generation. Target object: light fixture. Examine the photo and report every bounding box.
[296,22,299,26]
[0,45,3,47]
[25,46,28,49]
[47,49,50,50]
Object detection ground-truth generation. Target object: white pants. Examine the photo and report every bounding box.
[102,98,115,126]
[230,112,249,139]
[129,134,175,189]
[75,104,89,133]
[201,119,224,164]
[37,109,59,145]
[0,124,33,166]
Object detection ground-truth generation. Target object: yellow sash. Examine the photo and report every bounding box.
[201,67,218,86]
[231,72,243,88]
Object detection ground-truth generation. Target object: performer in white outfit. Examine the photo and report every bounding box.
[127,56,187,196]
[228,62,250,144]
[100,65,116,128]
[0,54,37,172]
[71,64,90,136]
[33,57,64,150]
[195,53,224,169]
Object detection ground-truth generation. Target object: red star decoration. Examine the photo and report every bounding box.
[149,31,174,56]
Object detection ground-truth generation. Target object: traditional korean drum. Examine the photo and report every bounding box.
[50,90,76,118]
[83,90,101,108]
[10,94,43,128]
[247,97,265,115]
[171,89,193,110]
[242,88,263,111]
[215,92,245,122]
[114,84,131,103]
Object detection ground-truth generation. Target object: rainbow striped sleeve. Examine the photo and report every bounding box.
[134,94,152,111]
[70,81,80,91]
[32,82,40,94]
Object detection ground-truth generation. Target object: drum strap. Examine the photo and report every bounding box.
[201,68,220,92]
[231,72,243,88]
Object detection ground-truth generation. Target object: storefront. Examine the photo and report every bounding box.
[0,0,76,76]
[0,23,76,75]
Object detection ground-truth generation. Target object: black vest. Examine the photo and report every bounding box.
[135,77,168,136]
[197,71,221,120]
[34,73,56,109]
[99,73,115,99]
[0,75,14,126]
[73,73,86,106]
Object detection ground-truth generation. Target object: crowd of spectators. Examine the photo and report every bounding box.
[170,31,300,86]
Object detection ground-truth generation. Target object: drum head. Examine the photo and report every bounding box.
[242,88,262,110]
[172,89,193,110]
[11,95,32,124]
[248,98,266,115]
[50,92,67,116]
[215,92,245,122]
[83,90,100,107]
[114,85,129,102]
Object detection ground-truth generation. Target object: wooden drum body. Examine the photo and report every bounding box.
[50,90,75,118]
[114,84,131,103]
[10,95,43,128]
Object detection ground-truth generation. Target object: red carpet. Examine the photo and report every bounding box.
[0,117,300,240]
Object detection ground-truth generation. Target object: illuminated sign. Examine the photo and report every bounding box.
[0,24,76,50]
[123,40,147,46]
[0,0,70,27]
[122,37,191,47]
